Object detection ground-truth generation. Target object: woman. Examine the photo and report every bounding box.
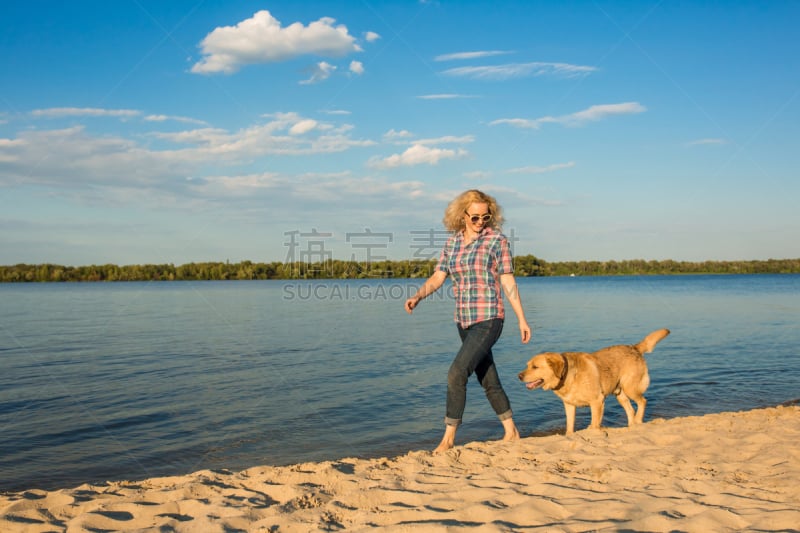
[405,189,531,453]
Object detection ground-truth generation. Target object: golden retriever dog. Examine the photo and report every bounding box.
[518,329,670,434]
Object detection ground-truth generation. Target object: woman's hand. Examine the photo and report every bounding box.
[405,271,447,315]
[404,295,420,314]
[519,319,532,344]
[500,273,531,344]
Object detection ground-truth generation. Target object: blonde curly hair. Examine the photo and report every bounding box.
[442,189,504,232]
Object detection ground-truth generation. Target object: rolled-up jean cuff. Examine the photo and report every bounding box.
[444,417,461,427]
[497,410,513,421]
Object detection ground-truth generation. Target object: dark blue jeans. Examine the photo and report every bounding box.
[445,318,513,426]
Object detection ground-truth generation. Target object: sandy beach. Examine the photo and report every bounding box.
[2,405,798,532]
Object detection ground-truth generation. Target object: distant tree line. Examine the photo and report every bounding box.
[541,258,800,276]
[1,257,799,282]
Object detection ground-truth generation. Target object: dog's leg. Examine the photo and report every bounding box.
[588,399,604,430]
[622,369,650,425]
[615,390,636,427]
[631,394,647,424]
[564,403,576,435]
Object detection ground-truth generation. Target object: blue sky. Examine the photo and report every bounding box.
[1,0,798,266]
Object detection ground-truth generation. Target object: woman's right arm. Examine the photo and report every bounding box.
[404,270,448,314]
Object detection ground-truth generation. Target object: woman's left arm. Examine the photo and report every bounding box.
[500,273,531,344]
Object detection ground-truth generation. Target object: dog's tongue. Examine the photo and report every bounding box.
[526,380,543,390]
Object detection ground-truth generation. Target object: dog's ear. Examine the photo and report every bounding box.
[545,352,565,377]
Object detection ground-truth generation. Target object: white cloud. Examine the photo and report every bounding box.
[442,62,597,80]
[0,114,376,190]
[365,31,380,42]
[488,118,534,128]
[28,108,209,126]
[191,10,364,75]
[0,138,24,163]
[194,171,426,205]
[31,107,140,119]
[151,127,228,146]
[417,93,478,100]
[289,119,318,135]
[687,138,727,146]
[349,60,365,75]
[415,135,475,145]
[284,174,427,205]
[567,103,646,124]
[151,113,372,156]
[0,126,164,188]
[463,170,492,180]
[383,129,414,141]
[300,61,337,84]
[380,131,473,147]
[368,144,468,168]
[434,50,513,61]
[508,161,576,174]
[491,102,646,129]
[193,172,283,196]
[145,114,208,126]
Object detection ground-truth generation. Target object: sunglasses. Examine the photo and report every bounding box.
[465,212,492,224]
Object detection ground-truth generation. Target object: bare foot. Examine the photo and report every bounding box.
[433,425,457,453]
[432,440,454,454]
[501,418,520,442]
[502,426,520,442]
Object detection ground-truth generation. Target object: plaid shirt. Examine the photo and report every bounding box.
[435,227,514,328]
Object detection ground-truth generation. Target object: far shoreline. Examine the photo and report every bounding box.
[2,257,799,282]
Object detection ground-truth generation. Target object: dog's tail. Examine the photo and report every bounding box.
[635,328,670,354]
